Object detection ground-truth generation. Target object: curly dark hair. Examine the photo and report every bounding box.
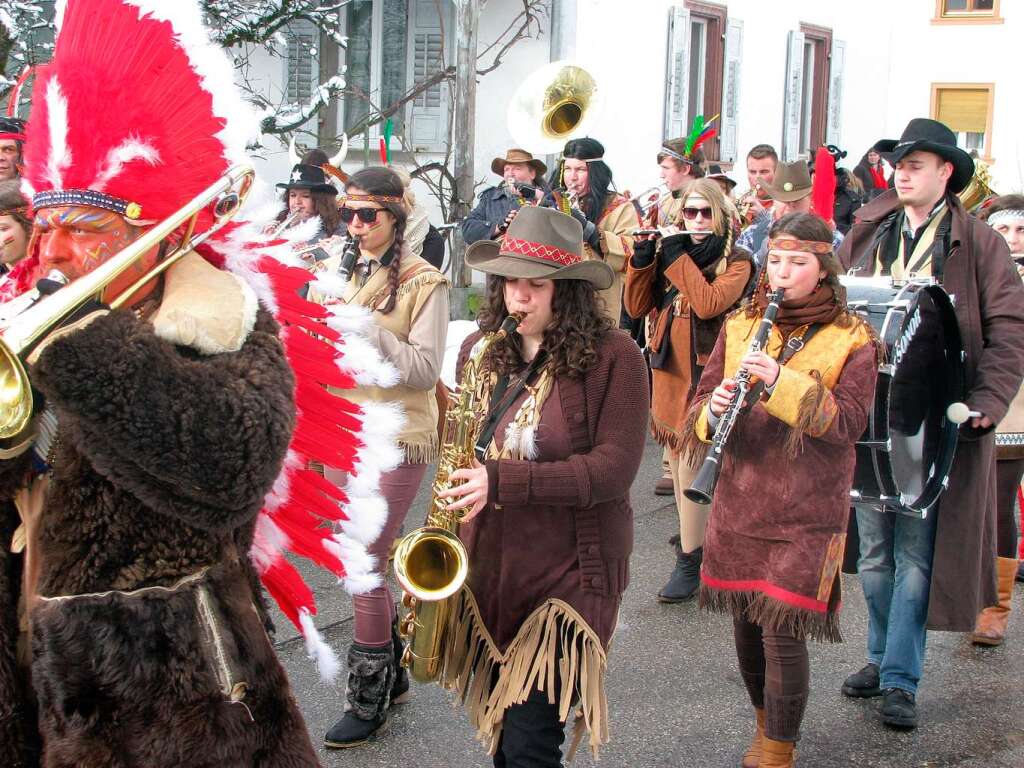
[477,276,613,379]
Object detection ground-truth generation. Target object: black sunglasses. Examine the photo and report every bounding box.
[681,206,714,220]
[340,206,384,224]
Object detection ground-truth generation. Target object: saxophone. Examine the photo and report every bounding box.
[392,312,522,683]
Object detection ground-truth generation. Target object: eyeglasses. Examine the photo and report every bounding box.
[681,206,714,220]
[340,206,384,224]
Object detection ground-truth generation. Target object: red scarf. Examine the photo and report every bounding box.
[868,166,887,190]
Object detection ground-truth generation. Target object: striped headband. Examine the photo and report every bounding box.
[987,209,1024,227]
[342,193,403,204]
[659,146,693,164]
[768,237,834,256]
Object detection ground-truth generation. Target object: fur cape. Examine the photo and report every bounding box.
[0,308,320,767]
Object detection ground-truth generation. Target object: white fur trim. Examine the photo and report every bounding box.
[338,496,388,547]
[324,533,380,594]
[92,137,161,192]
[337,335,401,388]
[249,513,290,573]
[44,78,70,190]
[312,272,351,301]
[126,1,257,167]
[299,610,342,682]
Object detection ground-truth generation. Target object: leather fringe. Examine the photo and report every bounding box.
[400,438,438,465]
[396,270,447,300]
[440,589,610,760]
[699,584,842,643]
[678,396,712,468]
[784,370,828,457]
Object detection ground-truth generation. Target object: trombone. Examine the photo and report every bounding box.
[0,164,255,455]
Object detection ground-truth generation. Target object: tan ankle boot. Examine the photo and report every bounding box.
[759,737,795,767]
[741,708,765,768]
[972,557,1019,646]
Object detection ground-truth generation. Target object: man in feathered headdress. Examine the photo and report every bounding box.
[0,1,402,765]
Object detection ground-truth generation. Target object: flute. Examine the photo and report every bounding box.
[684,288,785,505]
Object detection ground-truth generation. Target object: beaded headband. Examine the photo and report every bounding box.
[0,206,29,219]
[768,237,834,256]
[987,209,1024,227]
[342,193,403,204]
[32,189,143,221]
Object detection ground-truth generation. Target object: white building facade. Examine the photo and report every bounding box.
[251,0,1020,226]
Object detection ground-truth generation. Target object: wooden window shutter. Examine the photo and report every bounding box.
[663,6,692,140]
[407,0,449,152]
[781,30,805,161]
[719,17,743,163]
[826,39,846,147]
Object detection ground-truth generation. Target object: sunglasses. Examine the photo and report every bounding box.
[340,206,385,224]
[681,206,714,220]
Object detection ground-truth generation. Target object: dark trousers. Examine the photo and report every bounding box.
[733,617,809,742]
[492,687,567,768]
[996,457,1024,558]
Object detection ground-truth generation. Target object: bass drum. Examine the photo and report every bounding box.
[842,277,965,517]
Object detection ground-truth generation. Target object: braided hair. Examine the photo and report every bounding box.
[345,167,408,314]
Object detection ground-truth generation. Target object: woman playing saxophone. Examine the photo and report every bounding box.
[436,206,649,766]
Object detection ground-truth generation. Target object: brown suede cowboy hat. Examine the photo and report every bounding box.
[490,148,547,178]
[465,205,614,289]
[766,160,812,202]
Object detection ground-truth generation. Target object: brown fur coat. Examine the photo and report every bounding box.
[0,308,320,767]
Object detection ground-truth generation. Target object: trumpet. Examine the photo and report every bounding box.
[631,184,673,218]
[0,165,254,455]
[684,288,785,505]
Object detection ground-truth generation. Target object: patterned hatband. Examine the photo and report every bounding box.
[32,189,143,220]
[500,234,581,266]
[767,237,834,256]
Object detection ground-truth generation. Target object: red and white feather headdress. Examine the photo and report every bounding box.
[17,0,401,678]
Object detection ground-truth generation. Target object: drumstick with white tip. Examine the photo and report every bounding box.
[946,402,982,425]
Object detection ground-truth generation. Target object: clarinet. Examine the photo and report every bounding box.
[337,235,361,281]
[684,288,785,505]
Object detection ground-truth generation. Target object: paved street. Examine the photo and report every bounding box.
[274,437,1024,767]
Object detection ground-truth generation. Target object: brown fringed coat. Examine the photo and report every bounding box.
[839,190,1024,630]
[0,283,321,767]
[442,329,649,757]
[623,241,753,450]
[690,310,879,641]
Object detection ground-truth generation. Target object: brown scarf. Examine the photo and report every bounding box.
[753,279,846,335]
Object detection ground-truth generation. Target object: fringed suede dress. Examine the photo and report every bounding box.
[440,329,649,758]
[689,306,879,641]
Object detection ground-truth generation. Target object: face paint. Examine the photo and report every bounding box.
[34,204,159,305]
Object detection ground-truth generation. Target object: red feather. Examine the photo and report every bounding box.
[812,147,836,227]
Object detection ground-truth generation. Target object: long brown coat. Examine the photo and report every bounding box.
[839,189,1024,630]
[623,242,752,449]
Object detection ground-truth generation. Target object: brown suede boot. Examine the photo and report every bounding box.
[972,557,1019,646]
[759,737,795,767]
[741,708,766,768]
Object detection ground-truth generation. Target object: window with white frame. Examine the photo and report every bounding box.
[341,0,451,153]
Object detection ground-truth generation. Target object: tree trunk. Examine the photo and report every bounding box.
[449,0,480,320]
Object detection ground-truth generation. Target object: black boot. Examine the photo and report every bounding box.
[841,663,882,698]
[657,536,702,603]
[390,612,410,706]
[324,642,395,749]
[880,688,917,729]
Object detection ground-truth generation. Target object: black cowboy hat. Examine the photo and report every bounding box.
[276,163,338,194]
[873,118,974,195]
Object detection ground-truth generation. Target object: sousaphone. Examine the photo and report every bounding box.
[507,61,605,154]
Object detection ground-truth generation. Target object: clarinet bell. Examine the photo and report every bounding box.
[683,455,719,506]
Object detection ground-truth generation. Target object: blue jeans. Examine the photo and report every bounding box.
[856,507,939,695]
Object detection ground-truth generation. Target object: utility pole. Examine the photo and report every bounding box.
[449,0,480,319]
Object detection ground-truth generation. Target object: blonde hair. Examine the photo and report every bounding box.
[679,178,737,237]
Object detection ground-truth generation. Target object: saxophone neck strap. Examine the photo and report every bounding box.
[474,350,550,461]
